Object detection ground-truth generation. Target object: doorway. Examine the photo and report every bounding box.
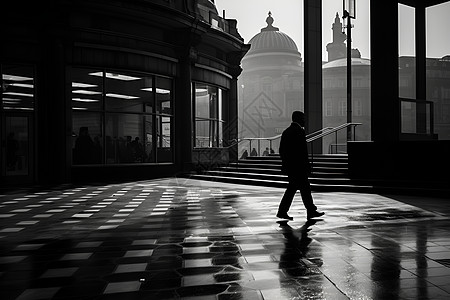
[1,114,34,184]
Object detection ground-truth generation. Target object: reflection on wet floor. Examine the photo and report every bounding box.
[0,178,449,299]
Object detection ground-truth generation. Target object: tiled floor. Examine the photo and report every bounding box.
[1,178,450,300]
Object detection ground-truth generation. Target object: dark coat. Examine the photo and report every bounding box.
[279,122,311,175]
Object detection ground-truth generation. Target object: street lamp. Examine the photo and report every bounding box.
[343,0,355,142]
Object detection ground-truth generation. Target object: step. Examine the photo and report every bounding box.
[203,170,355,186]
[188,153,361,193]
[218,166,348,178]
[230,163,349,174]
[187,174,373,193]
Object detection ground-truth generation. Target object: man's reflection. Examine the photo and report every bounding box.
[278,219,319,276]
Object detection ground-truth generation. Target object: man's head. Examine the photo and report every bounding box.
[292,111,305,127]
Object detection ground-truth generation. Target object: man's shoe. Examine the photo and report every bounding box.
[307,211,325,220]
[276,213,293,221]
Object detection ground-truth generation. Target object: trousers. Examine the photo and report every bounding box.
[278,173,317,214]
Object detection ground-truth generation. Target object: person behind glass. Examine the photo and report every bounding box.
[6,132,19,170]
[74,127,95,164]
[277,111,324,221]
[250,148,258,156]
[130,137,146,162]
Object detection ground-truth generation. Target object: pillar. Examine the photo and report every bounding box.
[370,0,400,142]
[416,4,427,134]
[176,47,195,172]
[304,0,323,153]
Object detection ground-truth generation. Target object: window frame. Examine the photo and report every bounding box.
[193,82,226,148]
[70,67,174,165]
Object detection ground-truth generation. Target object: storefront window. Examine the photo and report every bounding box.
[2,65,35,111]
[1,64,35,179]
[70,68,173,165]
[156,77,172,114]
[105,114,148,163]
[71,68,103,111]
[104,72,153,113]
[194,83,224,148]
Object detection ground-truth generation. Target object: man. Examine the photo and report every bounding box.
[277,111,324,221]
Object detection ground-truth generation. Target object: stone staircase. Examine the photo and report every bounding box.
[188,154,374,192]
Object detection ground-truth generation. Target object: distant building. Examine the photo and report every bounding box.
[399,56,450,140]
[238,12,304,155]
[239,11,450,156]
[323,13,450,152]
[322,12,370,153]
[322,58,372,153]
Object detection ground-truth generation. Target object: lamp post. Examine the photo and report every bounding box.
[343,0,355,141]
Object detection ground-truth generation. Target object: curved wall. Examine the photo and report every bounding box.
[1,0,249,185]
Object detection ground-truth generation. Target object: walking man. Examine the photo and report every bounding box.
[277,111,324,221]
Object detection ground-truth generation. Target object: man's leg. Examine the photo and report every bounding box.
[278,178,297,215]
[298,175,325,219]
[298,175,317,212]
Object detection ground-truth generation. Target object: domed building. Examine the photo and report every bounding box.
[238,12,304,155]
[1,0,249,185]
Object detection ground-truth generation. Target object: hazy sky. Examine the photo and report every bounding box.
[215,0,450,61]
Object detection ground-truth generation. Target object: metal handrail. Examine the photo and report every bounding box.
[307,123,362,159]
[233,127,335,153]
[196,123,361,156]
[307,123,362,143]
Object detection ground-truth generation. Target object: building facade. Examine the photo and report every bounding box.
[1,0,249,186]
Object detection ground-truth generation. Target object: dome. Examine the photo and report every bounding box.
[247,12,299,53]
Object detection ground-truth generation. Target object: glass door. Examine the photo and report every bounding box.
[1,114,33,183]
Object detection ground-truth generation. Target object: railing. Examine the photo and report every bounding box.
[237,124,361,157]
[193,123,362,168]
[307,123,362,157]
[238,127,334,157]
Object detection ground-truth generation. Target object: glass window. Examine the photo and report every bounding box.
[145,116,154,163]
[322,0,372,149]
[71,68,103,111]
[156,115,173,162]
[354,99,362,116]
[156,77,172,115]
[338,101,347,116]
[194,83,224,148]
[325,101,333,117]
[105,114,149,163]
[426,2,450,140]
[4,116,29,176]
[104,72,153,113]
[70,68,174,164]
[72,113,103,165]
[398,4,416,99]
[2,65,35,111]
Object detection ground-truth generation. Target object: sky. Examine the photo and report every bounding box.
[215,0,450,61]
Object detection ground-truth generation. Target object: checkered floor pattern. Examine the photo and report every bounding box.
[1,178,450,299]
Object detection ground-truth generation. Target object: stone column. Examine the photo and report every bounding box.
[176,47,195,172]
[304,0,323,153]
[370,0,399,142]
[416,4,428,134]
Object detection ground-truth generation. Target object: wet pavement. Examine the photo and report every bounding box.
[1,178,450,300]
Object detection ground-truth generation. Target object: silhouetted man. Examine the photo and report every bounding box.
[277,111,324,221]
